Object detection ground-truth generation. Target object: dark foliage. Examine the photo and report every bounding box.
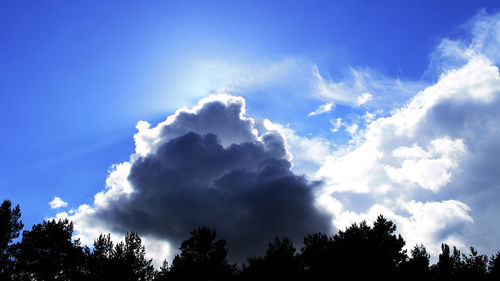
[87,233,114,280]
[87,232,154,281]
[399,244,431,281]
[327,215,406,280]
[1,199,499,281]
[15,218,86,281]
[0,200,23,281]
[299,232,332,278]
[429,244,491,281]
[489,251,500,281]
[241,236,300,280]
[165,227,235,281]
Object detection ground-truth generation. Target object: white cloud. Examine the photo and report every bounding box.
[316,50,500,260]
[426,11,500,78]
[49,196,68,209]
[345,123,359,136]
[133,94,258,158]
[312,65,426,108]
[357,92,373,106]
[263,119,332,176]
[330,118,343,133]
[308,102,335,116]
[385,138,466,192]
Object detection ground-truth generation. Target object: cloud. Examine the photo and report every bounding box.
[357,92,373,106]
[330,118,343,133]
[384,138,466,192]
[55,10,500,266]
[183,58,315,100]
[308,102,335,116]
[63,94,333,264]
[49,196,68,209]
[345,123,359,136]
[312,65,426,108]
[262,119,332,176]
[310,12,500,261]
[426,11,500,78]
[316,52,500,260]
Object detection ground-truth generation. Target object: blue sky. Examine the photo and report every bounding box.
[2,1,500,263]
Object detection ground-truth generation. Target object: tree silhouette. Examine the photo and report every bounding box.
[87,232,154,281]
[399,244,430,281]
[87,233,114,280]
[2,197,500,281]
[168,227,235,280]
[153,260,169,281]
[111,232,155,281]
[0,200,24,281]
[459,247,488,281]
[489,251,500,281]
[299,232,332,278]
[432,244,463,281]
[242,236,300,280]
[328,215,406,281]
[370,215,407,280]
[15,218,86,281]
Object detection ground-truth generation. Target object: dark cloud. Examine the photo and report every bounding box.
[89,97,333,262]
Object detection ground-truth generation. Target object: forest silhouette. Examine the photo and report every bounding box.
[1,199,499,281]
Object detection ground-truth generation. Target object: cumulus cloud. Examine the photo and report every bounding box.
[311,13,500,260]
[49,196,68,209]
[63,94,332,264]
[316,51,500,259]
[385,138,466,192]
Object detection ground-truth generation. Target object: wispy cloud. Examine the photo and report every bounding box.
[308,102,335,116]
[312,65,426,109]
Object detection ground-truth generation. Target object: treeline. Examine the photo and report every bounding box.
[1,199,499,281]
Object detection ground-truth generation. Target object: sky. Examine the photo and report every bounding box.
[2,0,500,265]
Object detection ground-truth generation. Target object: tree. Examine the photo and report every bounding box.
[264,236,300,278]
[460,247,488,281]
[153,260,169,281]
[111,232,155,281]
[15,218,86,281]
[242,236,300,280]
[299,232,332,278]
[370,215,407,272]
[168,227,235,280]
[489,251,500,280]
[399,244,430,281]
[330,215,406,281]
[0,200,24,281]
[87,233,115,281]
[431,243,463,281]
